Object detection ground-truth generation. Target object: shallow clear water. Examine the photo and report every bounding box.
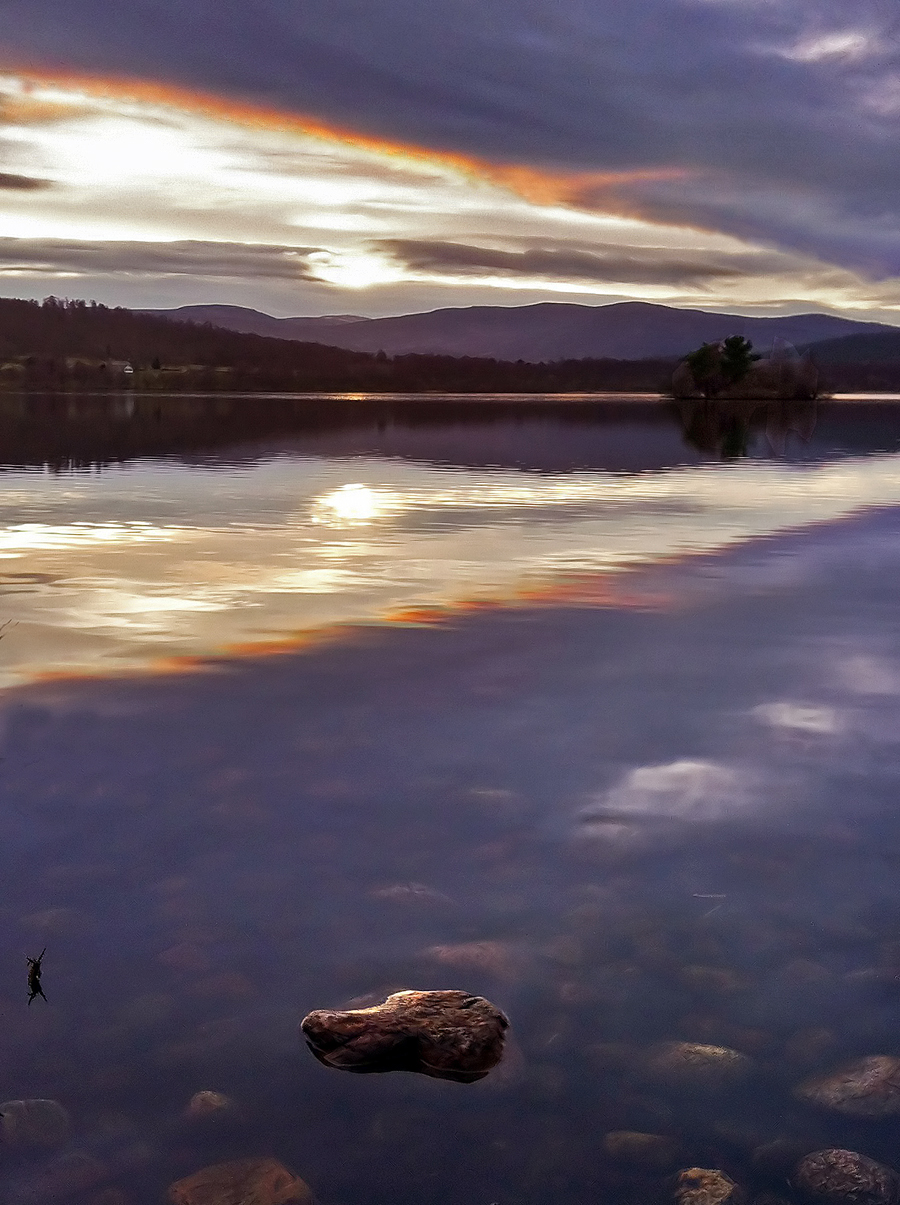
[1,393,900,1205]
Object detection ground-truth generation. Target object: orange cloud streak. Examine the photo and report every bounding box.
[3,66,690,209]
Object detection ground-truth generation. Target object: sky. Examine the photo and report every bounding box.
[0,0,898,319]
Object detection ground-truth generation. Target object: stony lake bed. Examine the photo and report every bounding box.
[1,393,900,1205]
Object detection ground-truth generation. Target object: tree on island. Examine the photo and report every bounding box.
[683,335,761,399]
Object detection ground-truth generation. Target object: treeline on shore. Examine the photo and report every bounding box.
[0,297,898,393]
[0,298,674,391]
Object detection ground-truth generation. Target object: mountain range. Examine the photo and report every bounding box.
[145,301,897,362]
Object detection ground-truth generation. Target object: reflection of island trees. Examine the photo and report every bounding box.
[5,393,898,475]
[676,398,818,459]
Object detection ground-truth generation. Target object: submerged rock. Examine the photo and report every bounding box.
[301,989,508,1083]
[642,1042,753,1091]
[795,1056,900,1117]
[184,1090,239,1120]
[168,1159,312,1205]
[181,1090,243,1136]
[675,1168,746,1205]
[423,941,520,980]
[13,1152,108,1203]
[370,882,453,906]
[0,1099,70,1148]
[679,965,748,995]
[793,1149,900,1205]
[603,1130,680,1168]
[752,1140,818,1180]
[782,1028,836,1068]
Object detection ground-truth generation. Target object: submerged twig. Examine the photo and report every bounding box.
[27,948,47,1005]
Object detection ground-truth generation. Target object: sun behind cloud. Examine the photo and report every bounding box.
[0,69,897,318]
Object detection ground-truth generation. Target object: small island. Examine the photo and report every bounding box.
[672,335,819,400]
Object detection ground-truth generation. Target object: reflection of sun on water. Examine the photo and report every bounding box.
[5,449,900,688]
[314,483,391,524]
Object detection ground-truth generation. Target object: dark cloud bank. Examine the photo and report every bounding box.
[378,238,803,288]
[2,0,899,276]
[0,236,822,294]
[0,172,51,190]
[0,239,323,280]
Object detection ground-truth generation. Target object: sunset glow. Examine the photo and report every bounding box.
[0,58,898,318]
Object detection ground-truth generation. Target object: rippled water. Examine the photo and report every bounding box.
[2,393,900,1205]
[0,393,899,687]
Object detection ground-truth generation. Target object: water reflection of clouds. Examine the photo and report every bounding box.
[0,520,179,555]
[2,451,900,684]
[832,654,900,696]
[752,701,842,735]
[579,760,748,841]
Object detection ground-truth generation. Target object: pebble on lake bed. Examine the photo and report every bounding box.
[642,1042,754,1091]
[13,1151,109,1204]
[0,1099,70,1148]
[184,1091,239,1119]
[794,1056,900,1117]
[168,1159,312,1205]
[751,1140,818,1180]
[602,1130,680,1168]
[675,1168,747,1205]
[679,965,748,995]
[301,989,508,1083]
[793,1149,900,1205]
[423,940,520,980]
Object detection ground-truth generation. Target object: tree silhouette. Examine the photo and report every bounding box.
[720,336,760,385]
[684,336,760,399]
[684,342,723,399]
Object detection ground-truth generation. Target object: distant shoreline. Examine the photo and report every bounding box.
[2,389,900,402]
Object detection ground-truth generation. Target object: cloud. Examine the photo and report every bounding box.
[0,238,324,280]
[378,237,802,288]
[0,0,898,276]
[594,173,900,281]
[0,172,51,190]
[0,71,898,317]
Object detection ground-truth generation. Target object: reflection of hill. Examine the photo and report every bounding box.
[2,394,900,474]
[0,395,687,473]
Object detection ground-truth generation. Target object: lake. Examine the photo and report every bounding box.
[2,392,900,1205]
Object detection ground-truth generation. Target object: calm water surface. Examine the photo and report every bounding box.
[1,393,900,1205]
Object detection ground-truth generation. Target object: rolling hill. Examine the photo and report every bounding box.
[805,330,900,363]
[146,301,896,361]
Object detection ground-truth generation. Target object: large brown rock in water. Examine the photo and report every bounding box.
[300,989,508,1083]
[795,1056,900,1117]
[168,1159,312,1205]
[793,1149,900,1205]
[675,1168,746,1205]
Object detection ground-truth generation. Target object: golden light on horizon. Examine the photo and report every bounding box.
[0,67,897,316]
